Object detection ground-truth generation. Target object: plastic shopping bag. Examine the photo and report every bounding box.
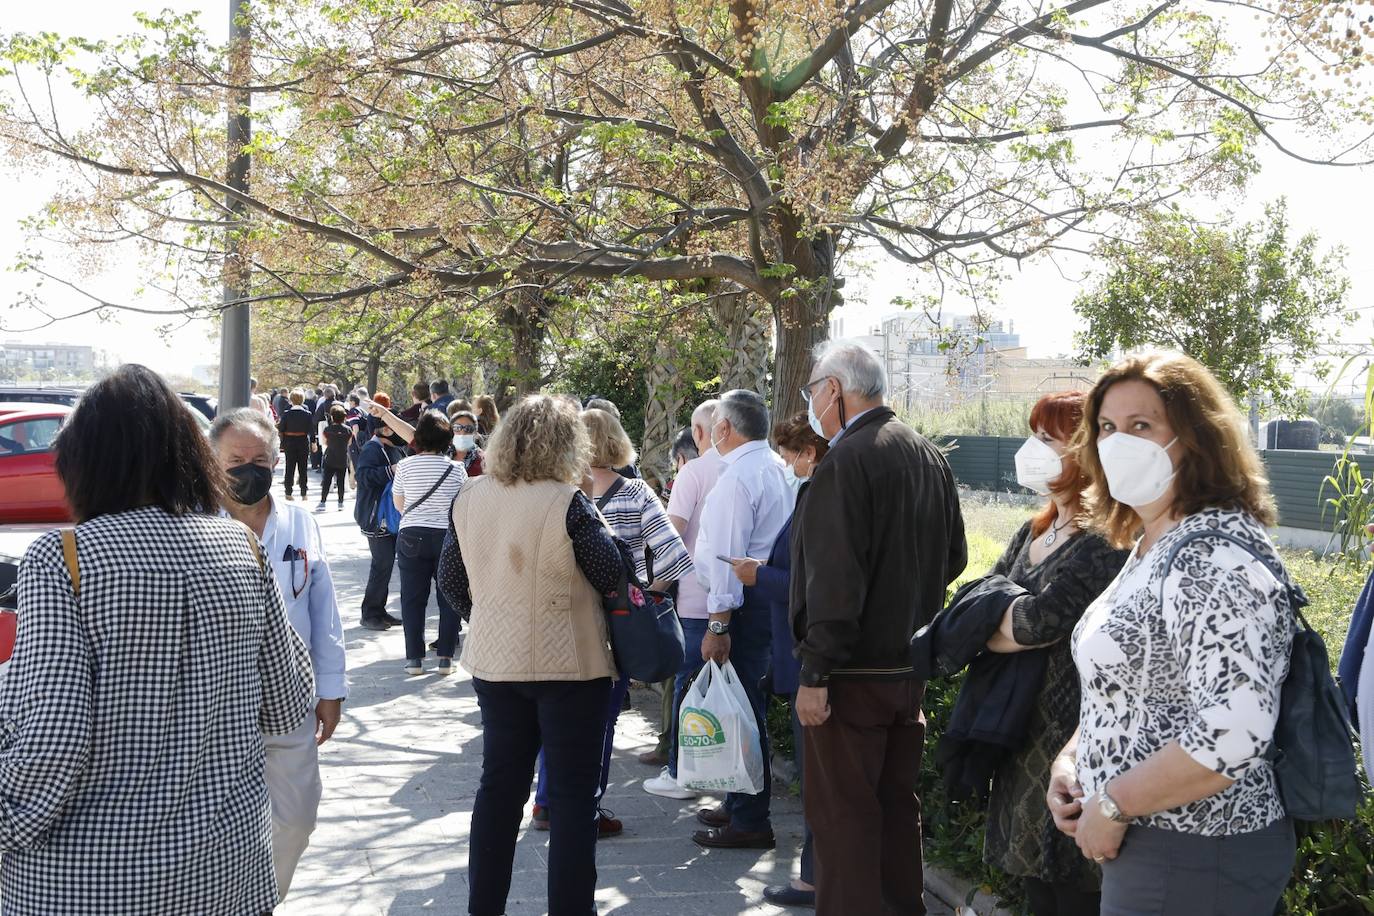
[676,660,765,794]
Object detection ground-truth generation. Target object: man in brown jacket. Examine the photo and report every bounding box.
[791,339,967,915]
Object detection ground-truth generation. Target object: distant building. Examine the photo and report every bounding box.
[867,314,1087,411]
[1,340,95,378]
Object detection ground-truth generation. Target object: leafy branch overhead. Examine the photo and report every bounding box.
[0,0,1370,415]
[1073,199,1352,410]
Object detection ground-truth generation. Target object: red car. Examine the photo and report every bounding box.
[0,403,73,524]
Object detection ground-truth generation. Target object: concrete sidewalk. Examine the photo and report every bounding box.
[277,479,952,915]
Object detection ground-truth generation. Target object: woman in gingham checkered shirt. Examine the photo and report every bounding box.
[2,366,315,915]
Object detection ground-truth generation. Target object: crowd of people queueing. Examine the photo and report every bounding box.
[0,340,1348,916]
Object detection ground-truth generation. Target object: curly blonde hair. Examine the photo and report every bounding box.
[1073,351,1275,548]
[581,408,637,468]
[483,394,589,485]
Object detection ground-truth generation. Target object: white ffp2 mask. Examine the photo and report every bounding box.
[1014,437,1063,496]
[1097,432,1178,507]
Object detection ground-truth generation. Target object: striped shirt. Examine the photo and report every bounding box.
[596,477,693,584]
[394,454,466,530]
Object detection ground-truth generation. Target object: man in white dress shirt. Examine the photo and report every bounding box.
[211,408,349,901]
[687,389,791,849]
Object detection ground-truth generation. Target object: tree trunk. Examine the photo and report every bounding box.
[496,286,551,405]
[641,333,682,486]
[713,287,772,395]
[365,354,381,395]
[771,282,835,423]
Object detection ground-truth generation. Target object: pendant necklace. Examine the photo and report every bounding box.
[1043,514,1073,547]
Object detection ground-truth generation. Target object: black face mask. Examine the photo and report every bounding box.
[227,464,273,506]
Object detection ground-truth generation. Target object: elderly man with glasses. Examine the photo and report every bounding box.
[791,340,967,915]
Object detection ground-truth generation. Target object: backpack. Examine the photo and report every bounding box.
[1161,529,1361,821]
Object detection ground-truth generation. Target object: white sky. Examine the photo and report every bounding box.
[1,2,1371,384]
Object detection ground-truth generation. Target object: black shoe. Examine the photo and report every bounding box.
[382,612,403,627]
[763,885,815,908]
[360,617,390,631]
[428,640,439,654]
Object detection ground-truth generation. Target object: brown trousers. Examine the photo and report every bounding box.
[804,678,927,916]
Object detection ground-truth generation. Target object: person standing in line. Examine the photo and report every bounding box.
[345,394,370,490]
[354,393,406,632]
[212,407,349,901]
[6,365,314,915]
[976,391,1130,916]
[687,390,791,850]
[429,379,454,416]
[278,388,314,501]
[642,400,722,795]
[436,395,625,916]
[636,426,701,770]
[311,385,338,471]
[391,410,466,675]
[249,376,273,418]
[398,381,431,425]
[530,408,693,838]
[450,409,485,476]
[725,412,830,908]
[474,394,500,439]
[319,405,353,512]
[273,387,291,421]
[1051,352,1296,916]
[792,339,967,915]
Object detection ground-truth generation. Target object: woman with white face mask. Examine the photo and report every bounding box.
[724,413,830,909]
[967,392,1131,916]
[1052,352,1296,916]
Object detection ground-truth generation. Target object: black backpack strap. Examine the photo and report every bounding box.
[1158,528,1308,627]
[404,463,455,516]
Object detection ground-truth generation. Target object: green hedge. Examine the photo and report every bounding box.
[919,511,1374,913]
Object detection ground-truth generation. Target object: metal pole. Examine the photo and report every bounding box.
[217,0,252,409]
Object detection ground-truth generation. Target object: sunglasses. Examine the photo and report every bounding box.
[454,424,477,433]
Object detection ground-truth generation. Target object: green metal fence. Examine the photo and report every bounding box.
[936,435,1374,532]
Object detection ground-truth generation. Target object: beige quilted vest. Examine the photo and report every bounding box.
[455,476,616,682]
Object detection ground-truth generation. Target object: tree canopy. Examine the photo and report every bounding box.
[1,0,1371,418]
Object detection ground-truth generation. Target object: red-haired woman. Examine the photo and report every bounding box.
[982,391,1130,916]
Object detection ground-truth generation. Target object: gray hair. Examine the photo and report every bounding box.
[210,407,279,456]
[813,338,887,400]
[690,398,720,432]
[585,397,620,419]
[715,390,770,441]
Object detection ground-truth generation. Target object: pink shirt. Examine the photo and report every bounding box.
[666,448,724,618]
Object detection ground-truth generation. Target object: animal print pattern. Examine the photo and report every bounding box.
[1071,508,1294,837]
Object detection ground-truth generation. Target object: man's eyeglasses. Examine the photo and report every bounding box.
[800,376,832,405]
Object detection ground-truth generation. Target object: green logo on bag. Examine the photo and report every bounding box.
[679,708,726,747]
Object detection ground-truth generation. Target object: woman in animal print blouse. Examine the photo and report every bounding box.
[1049,352,1296,916]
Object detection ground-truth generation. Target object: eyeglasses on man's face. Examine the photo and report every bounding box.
[800,376,833,405]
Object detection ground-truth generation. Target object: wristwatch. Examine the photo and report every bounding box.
[1098,789,1131,824]
[708,619,731,635]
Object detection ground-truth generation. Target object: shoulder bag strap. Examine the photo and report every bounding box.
[1159,528,1307,627]
[60,528,80,597]
[595,475,627,513]
[404,463,455,516]
[238,522,266,576]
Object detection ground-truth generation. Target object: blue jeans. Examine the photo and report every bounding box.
[535,675,631,808]
[469,678,610,916]
[667,617,710,780]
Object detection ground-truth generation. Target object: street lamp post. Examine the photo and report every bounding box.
[217,0,252,409]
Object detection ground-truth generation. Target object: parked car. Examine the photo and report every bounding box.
[0,403,73,524]
[180,391,218,421]
[0,386,83,407]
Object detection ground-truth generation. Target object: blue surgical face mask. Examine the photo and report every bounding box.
[782,464,801,492]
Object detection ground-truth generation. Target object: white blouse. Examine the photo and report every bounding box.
[1071,508,1293,836]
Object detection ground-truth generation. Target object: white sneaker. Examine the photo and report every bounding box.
[643,767,698,799]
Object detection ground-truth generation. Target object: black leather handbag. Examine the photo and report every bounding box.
[596,479,686,683]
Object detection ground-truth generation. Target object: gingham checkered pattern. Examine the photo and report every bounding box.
[2,506,315,915]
